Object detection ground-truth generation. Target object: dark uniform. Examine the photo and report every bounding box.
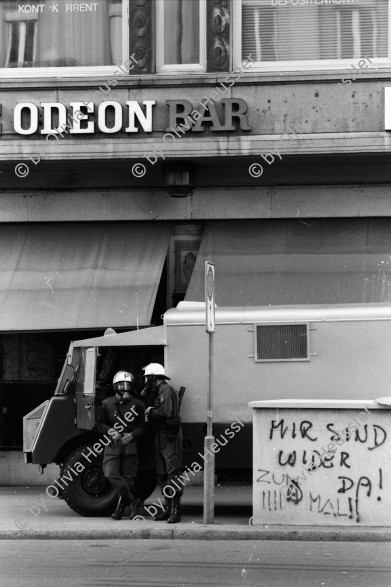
[97,395,146,499]
[148,381,183,495]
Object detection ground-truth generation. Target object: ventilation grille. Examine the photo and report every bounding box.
[23,400,49,452]
[255,324,309,362]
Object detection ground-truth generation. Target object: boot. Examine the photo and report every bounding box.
[111,493,131,521]
[154,497,172,521]
[167,495,181,524]
[128,497,141,520]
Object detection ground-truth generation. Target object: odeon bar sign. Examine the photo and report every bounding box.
[5,99,252,138]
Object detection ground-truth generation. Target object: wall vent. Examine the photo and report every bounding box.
[255,323,309,362]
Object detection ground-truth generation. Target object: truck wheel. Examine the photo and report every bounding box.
[60,443,117,517]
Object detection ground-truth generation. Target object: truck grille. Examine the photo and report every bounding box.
[23,401,49,452]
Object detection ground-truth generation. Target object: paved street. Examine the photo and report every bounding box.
[1,539,391,587]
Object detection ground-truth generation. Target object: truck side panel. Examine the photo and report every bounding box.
[166,318,391,423]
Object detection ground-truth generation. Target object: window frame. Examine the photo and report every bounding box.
[233,0,391,73]
[0,0,130,79]
[156,0,207,74]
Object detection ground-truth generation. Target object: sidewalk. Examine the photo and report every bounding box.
[1,485,391,541]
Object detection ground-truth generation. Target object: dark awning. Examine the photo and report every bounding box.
[186,219,391,305]
[0,222,172,331]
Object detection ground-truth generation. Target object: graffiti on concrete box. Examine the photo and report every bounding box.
[252,407,390,526]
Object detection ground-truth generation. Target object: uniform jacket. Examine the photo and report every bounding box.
[97,395,146,456]
[149,381,182,454]
[149,382,180,425]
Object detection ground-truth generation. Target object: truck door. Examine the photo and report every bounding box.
[75,347,97,430]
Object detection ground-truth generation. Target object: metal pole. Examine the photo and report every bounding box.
[203,331,215,524]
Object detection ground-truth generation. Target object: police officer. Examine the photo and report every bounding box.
[143,363,183,524]
[97,371,146,520]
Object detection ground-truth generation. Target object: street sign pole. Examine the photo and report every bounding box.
[204,261,215,524]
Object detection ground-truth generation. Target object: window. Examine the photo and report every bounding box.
[156,0,206,73]
[235,0,390,71]
[255,323,309,362]
[0,332,59,447]
[0,0,127,76]
[0,0,223,77]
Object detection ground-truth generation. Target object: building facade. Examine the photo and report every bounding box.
[1,0,391,479]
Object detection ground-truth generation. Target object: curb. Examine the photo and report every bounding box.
[1,523,391,541]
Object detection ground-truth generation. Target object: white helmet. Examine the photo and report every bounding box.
[113,371,134,385]
[142,363,170,380]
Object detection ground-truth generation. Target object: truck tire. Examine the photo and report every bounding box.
[61,443,117,517]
